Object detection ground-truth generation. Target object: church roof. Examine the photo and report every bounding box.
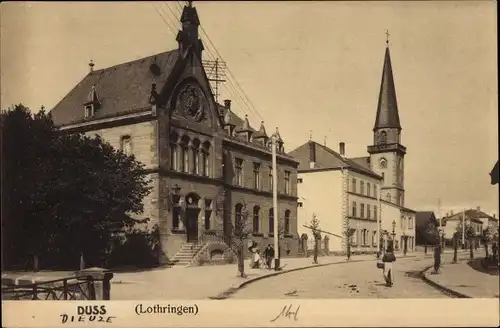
[373,46,401,131]
[50,49,180,126]
[288,141,382,179]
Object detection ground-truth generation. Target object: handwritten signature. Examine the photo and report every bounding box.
[270,304,300,322]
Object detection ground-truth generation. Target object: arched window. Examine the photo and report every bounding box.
[253,206,260,233]
[179,136,190,173]
[235,203,243,232]
[386,193,391,202]
[170,132,179,171]
[268,208,274,234]
[379,131,387,144]
[284,209,291,234]
[201,141,210,177]
[192,139,200,175]
[379,158,387,169]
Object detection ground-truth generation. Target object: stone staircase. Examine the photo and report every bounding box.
[171,242,204,266]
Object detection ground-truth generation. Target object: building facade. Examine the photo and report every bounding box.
[49,3,299,264]
[290,41,416,254]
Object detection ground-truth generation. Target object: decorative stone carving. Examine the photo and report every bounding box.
[176,84,206,122]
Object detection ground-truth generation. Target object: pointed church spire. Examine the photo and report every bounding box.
[373,37,401,131]
[176,0,204,58]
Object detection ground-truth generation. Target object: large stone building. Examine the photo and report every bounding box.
[49,2,299,265]
[289,42,416,254]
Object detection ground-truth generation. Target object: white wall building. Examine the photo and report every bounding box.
[289,42,417,254]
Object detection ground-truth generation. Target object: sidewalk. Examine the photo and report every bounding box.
[3,252,423,300]
[423,255,499,298]
[111,252,420,300]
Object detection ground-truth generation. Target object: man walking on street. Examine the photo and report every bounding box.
[264,244,274,269]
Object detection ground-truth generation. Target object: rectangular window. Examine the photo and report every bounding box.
[401,217,405,229]
[367,205,371,219]
[235,158,243,186]
[352,201,357,217]
[352,178,357,193]
[374,206,378,220]
[297,178,303,183]
[360,204,365,218]
[373,185,377,198]
[372,230,377,245]
[121,136,132,156]
[297,202,303,207]
[285,217,290,234]
[367,183,371,197]
[408,217,413,229]
[352,229,357,245]
[284,171,291,195]
[360,181,365,195]
[253,163,261,190]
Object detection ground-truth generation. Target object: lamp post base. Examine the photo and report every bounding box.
[274,259,281,271]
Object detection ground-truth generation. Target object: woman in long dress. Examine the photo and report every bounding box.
[382,244,396,287]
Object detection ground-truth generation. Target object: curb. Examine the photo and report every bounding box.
[210,254,418,300]
[420,265,471,298]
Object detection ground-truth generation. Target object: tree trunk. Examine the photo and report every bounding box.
[313,239,318,264]
[237,243,245,277]
[33,254,39,273]
[424,241,427,254]
[469,241,474,260]
[347,241,351,260]
[484,242,489,258]
[403,237,407,256]
[452,236,458,263]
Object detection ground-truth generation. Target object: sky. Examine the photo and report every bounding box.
[1,1,498,217]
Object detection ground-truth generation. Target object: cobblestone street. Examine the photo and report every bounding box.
[232,255,457,299]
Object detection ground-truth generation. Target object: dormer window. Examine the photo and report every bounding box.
[85,104,94,118]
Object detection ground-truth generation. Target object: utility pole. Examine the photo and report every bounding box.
[462,208,466,249]
[377,184,381,255]
[438,198,443,248]
[272,131,280,271]
[202,58,226,103]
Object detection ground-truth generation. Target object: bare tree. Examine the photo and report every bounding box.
[309,214,321,264]
[230,203,252,278]
[344,227,356,260]
[481,225,493,258]
[456,221,476,260]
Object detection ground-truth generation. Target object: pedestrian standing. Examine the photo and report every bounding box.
[382,245,396,287]
[264,244,273,269]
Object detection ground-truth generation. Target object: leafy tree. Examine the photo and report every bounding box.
[1,104,152,270]
[309,214,321,264]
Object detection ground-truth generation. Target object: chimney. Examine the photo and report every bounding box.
[339,142,345,157]
[89,60,94,73]
[309,141,316,169]
[224,99,231,109]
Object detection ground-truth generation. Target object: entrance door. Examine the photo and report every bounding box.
[185,208,199,242]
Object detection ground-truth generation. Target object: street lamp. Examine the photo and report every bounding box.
[271,130,280,271]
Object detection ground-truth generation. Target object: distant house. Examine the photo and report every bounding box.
[415,211,439,245]
[490,160,499,185]
[440,208,496,246]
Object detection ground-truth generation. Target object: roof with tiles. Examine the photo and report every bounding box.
[288,141,382,179]
[349,156,371,170]
[50,49,180,126]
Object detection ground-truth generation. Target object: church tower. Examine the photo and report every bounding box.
[368,35,406,207]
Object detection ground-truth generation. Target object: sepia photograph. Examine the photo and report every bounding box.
[1,0,498,326]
